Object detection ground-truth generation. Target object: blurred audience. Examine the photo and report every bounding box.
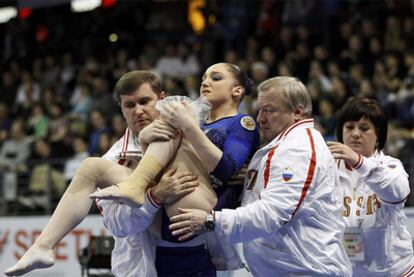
[0,119,31,173]
[0,0,413,213]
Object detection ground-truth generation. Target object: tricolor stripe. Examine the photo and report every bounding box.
[345,161,353,171]
[147,189,161,208]
[291,128,316,218]
[263,146,278,189]
[403,265,414,277]
[122,128,130,153]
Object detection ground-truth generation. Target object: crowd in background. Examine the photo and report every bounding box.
[0,0,413,214]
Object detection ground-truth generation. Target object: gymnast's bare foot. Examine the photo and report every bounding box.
[4,244,55,276]
[89,182,145,208]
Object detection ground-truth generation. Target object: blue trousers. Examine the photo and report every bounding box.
[155,244,216,277]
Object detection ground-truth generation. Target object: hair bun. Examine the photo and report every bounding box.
[244,76,255,96]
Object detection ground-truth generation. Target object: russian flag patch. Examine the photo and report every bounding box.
[282,167,294,182]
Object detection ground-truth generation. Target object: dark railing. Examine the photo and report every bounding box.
[0,158,79,216]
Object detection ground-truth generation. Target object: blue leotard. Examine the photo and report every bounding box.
[161,114,260,241]
[202,114,260,209]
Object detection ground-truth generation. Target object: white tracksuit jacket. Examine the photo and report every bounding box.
[98,127,159,277]
[338,150,414,276]
[214,119,352,277]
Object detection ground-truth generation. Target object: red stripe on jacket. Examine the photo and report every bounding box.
[403,265,414,277]
[122,128,130,153]
[291,128,316,218]
[263,147,277,189]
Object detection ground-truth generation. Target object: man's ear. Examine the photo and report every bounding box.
[159,91,166,100]
[293,104,305,121]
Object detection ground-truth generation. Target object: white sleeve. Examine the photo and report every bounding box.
[97,131,159,237]
[355,155,410,204]
[97,192,160,237]
[215,146,314,243]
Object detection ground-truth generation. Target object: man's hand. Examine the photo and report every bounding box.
[151,168,198,205]
[138,118,177,148]
[169,208,208,241]
[327,141,360,166]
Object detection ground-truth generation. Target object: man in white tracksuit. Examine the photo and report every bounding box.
[170,76,353,276]
[96,71,203,276]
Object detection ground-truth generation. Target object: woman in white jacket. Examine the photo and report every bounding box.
[328,96,414,276]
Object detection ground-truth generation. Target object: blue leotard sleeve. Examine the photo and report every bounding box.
[210,115,260,184]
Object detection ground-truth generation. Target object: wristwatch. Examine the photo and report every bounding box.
[204,211,215,232]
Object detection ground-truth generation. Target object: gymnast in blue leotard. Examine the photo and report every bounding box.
[152,63,259,277]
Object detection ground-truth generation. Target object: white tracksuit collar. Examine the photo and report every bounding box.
[262,118,315,150]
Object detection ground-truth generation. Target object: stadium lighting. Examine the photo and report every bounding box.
[108,33,118,42]
[0,7,17,24]
[71,0,101,13]
[188,0,206,34]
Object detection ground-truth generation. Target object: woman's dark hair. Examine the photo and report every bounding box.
[336,96,387,150]
[224,63,254,99]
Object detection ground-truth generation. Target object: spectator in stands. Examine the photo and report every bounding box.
[183,75,200,100]
[0,71,18,108]
[22,139,66,209]
[70,83,93,121]
[110,113,127,142]
[0,119,31,173]
[308,60,332,94]
[177,42,201,79]
[358,79,376,99]
[48,103,72,158]
[87,109,111,156]
[96,132,112,157]
[90,78,117,118]
[59,53,76,88]
[14,71,41,116]
[260,46,277,76]
[315,96,336,140]
[41,55,60,88]
[0,102,12,146]
[328,97,414,276]
[27,103,49,139]
[63,135,89,182]
[156,43,182,80]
